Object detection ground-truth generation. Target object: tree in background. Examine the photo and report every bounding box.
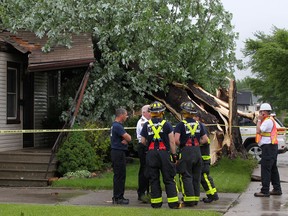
[243,27,288,112]
[0,0,240,120]
[236,77,252,91]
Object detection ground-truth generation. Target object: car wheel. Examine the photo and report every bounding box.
[246,143,262,162]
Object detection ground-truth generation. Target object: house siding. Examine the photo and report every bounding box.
[33,72,48,147]
[0,52,23,152]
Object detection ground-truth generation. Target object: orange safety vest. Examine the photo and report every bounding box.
[255,117,278,144]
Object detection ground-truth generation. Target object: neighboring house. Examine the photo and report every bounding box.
[0,30,95,152]
[237,90,259,112]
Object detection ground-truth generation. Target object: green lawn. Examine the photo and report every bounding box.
[0,204,221,216]
[52,157,257,193]
[1,157,256,216]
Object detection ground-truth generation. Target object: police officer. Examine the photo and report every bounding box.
[110,108,131,205]
[193,114,219,203]
[136,105,151,202]
[174,101,209,207]
[141,101,180,209]
[254,103,282,197]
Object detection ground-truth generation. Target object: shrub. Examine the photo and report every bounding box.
[84,121,111,166]
[57,130,98,175]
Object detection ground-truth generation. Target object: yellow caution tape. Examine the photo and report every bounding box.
[0,124,287,134]
[0,127,137,134]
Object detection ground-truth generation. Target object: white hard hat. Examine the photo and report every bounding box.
[259,103,272,111]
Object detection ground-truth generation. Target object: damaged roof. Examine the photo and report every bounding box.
[0,30,95,72]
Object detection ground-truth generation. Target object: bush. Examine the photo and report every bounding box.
[123,115,139,157]
[57,130,98,175]
[84,121,111,166]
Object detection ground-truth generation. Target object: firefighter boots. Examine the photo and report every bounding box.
[202,193,219,203]
[112,197,129,205]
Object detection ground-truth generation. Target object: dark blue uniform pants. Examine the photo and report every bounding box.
[177,146,202,204]
[260,144,281,194]
[146,150,178,208]
[201,160,216,195]
[137,143,149,197]
[111,149,126,199]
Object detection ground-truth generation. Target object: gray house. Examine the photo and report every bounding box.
[0,30,95,152]
[237,90,259,112]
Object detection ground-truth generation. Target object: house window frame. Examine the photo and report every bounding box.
[7,62,20,124]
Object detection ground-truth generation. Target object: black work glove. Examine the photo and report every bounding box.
[170,153,179,163]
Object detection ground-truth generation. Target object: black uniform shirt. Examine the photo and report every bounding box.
[174,118,206,147]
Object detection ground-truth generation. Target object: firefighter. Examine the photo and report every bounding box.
[174,101,209,207]
[141,101,181,209]
[193,114,219,203]
[110,108,131,205]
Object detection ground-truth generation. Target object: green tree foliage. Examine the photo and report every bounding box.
[236,77,252,91]
[243,27,288,111]
[0,0,240,119]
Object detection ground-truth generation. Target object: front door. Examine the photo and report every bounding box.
[23,72,34,148]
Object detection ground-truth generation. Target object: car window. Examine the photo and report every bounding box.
[238,117,256,126]
[274,117,284,127]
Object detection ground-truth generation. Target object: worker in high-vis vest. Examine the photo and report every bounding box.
[254,103,282,197]
[174,101,209,207]
[141,101,181,209]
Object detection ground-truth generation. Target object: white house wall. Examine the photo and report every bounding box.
[0,52,23,152]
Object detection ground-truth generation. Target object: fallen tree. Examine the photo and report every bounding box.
[151,79,256,164]
[0,0,253,163]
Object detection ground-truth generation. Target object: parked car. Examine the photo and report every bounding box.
[239,116,288,161]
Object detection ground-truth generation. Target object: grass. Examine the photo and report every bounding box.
[0,204,221,216]
[1,157,255,216]
[210,157,257,193]
[52,157,257,193]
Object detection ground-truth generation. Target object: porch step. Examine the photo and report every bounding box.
[0,169,55,179]
[0,178,49,187]
[0,152,52,162]
[0,161,56,170]
[0,148,57,187]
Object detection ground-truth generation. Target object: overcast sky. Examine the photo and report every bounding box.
[221,0,288,80]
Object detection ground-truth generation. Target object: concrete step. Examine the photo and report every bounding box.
[0,169,55,179]
[0,148,57,186]
[0,152,52,163]
[0,177,48,187]
[0,161,57,171]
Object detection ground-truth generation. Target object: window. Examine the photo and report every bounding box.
[238,117,256,126]
[7,62,20,124]
[48,71,60,109]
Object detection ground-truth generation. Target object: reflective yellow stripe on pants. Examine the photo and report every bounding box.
[151,197,163,204]
[167,196,179,203]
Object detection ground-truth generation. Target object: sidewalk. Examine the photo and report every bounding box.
[224,153,288,216]
[0,187,239,213]
[0,154,287,215]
